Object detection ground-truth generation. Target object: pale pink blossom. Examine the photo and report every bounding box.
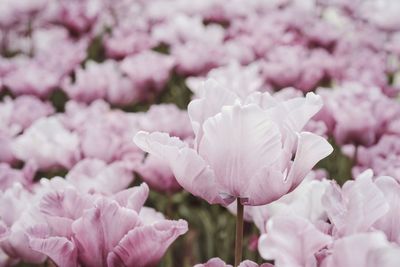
[134,79,333,206]
[353,135,400,182]
[316,83,400,146]
[246,174,330,233]
[187,61,265,99]
[322,170,389,237]
[0,162,37,191]
[261,45,333,92]
[12,117,81,170]
[27,184,188,267]
[62,100,143,163]
[55,0,103,33]
[104,28,156,59]
[322,232,400,267]
[0,183,46,264]
[359,0,400,31]
[7,95,54,130]
[120,51,175,99]
[65,159,134,195]
[151,14,224,46]
[63,60,137,105]
[172,41,226,76]
[135,104,192,193]
[137,104,193,139]
[258,216,332,267]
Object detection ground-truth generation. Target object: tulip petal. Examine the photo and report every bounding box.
[134,131,224,205]
[112,183,149,212]
[199,104,282,200]
[188,79,237,140]
[29,225,78,267]
[374,176,400,243]
[71,199,140,267]
[107,219,188,267]
[286,132,333,188]
[322,172,389,236]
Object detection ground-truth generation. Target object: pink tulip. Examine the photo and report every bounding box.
[322,232,400,267]
[120,51,175,99]
[134,79,333,206]
[27,183,188,267]
[0,183,46,264]
[322,170,389,237]
[7,95,54,130]
[246,174,330,233]
[373,176,400,244]
[187,61,265,99]
[65,159,134,195]
[0,162,37,191]
[135,104,193,193]
[63,60,137,105]
[258,216,332,267]
[12,117,81,170]
[353,135,400,182]
[104,27,156,59]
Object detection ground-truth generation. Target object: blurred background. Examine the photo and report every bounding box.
[1,0,400,266]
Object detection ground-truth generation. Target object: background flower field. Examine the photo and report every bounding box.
[1,0,400,266]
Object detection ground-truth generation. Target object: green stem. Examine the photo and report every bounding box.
[234,199,244,267]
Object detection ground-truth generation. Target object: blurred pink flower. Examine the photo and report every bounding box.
[322,170,389,237]
[246,174,330,233]
[9,96,54,129]
[62,100,143,163]
[63,60,137,105]
[55,0,102,34]
[258,216,332,267]
[0,162,37,191]
[137,104,193,139]
[322,232,400,267]
[104,28,156,59]
[353,135,400,182]
[65,159,134,195]
[134,79,332,206]
[0,183,46,264]
[187,61,265,99]
[316,83,400,146]
[12,117,81,170]
[120,51,175,99]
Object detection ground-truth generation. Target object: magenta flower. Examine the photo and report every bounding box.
[134,80,333,206]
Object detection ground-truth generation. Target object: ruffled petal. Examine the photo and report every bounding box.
[134,131,224,205]
[71,199,140,267]
[28,225,78,267]
[286,132,333,189]
[107,219,188,267]
[259,216,331,267]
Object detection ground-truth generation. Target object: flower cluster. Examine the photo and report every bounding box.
[0,0,400,266]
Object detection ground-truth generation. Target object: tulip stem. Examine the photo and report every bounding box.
[235,199,244,267]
